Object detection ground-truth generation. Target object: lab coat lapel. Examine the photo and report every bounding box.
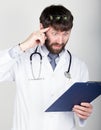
[42,52,74,111]
[54,50,68,73]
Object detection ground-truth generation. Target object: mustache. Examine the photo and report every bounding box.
[51,43,65,46]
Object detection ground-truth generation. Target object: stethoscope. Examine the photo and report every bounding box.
[29,46,72,80]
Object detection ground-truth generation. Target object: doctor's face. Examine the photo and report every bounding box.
[45,27,71,54]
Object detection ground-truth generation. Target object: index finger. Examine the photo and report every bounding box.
[81,102,92,108]
[40,27,50,33]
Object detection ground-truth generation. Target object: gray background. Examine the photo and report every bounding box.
[0,0,101,130]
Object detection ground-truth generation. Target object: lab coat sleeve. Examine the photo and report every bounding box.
[0,45,23,82]
[77,117,87,127]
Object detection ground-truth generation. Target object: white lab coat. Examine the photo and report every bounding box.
[0,45,89,130]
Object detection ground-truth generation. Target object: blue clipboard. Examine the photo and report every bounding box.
[45,82,101,112]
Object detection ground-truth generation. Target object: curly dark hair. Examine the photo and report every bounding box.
[39,5,74,31]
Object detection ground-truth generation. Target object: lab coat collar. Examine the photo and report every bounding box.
[39,45,66,58]
[35,45,70,73]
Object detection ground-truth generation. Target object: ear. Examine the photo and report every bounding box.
[40,23,44,29]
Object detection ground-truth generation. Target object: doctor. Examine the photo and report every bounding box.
[0,4,93,130]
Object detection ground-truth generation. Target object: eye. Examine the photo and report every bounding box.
[63,32,70,36]
[51,31,58,36]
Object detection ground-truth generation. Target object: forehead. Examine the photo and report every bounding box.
[47,26,70,33]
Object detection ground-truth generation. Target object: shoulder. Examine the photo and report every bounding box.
[70,53,89,81]
[72,54,86,65]
[72,54,87,68]
[64,50,86,66]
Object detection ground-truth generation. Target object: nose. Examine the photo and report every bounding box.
[57,36,63,44]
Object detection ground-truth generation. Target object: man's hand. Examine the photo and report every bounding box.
[20,27,49,52]
[73,102,93,120]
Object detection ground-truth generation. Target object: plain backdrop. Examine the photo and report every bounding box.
[0,0,101,130]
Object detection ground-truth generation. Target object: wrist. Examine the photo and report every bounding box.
[19,42,29,52]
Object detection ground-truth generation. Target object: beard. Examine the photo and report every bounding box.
[45,38,67,54]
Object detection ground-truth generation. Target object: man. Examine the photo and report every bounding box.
[0,5,92,130]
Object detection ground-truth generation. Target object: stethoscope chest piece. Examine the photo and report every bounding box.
[64,71,71,79]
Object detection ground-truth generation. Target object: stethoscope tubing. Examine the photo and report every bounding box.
[66,50,72,73]
[29,46,72,79]
[30,46,42,61]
